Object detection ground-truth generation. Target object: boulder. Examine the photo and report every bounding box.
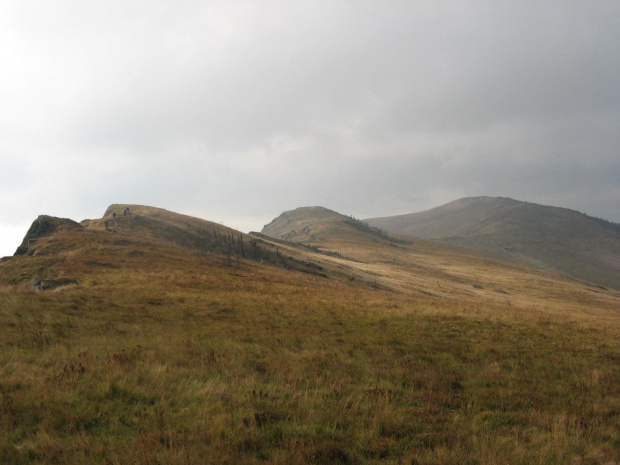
[32,278,78,290]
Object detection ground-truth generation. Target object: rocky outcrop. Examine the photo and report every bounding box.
[14,215,82,256]
[32,278,78,290]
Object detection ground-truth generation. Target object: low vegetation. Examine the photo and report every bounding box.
[365,196,620,290]
[0,205,619,464]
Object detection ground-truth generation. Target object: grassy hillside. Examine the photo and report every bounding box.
[261,206,620,322]
[365,197,620,290]
[0,204,619,464]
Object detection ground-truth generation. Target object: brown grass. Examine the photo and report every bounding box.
[0,206,618,464]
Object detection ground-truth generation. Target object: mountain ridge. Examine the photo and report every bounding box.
[365,196,620,289]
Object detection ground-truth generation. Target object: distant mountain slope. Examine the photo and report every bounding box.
[261,204,620,314]
[366,197,620,289]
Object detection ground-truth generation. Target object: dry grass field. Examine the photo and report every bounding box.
[0,205,619,464]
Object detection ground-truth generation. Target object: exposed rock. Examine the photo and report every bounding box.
[14,215,82,256]
[32,278,78,290]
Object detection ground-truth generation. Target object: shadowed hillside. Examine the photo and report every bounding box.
[366,197,620,290]
[0,204,619,464]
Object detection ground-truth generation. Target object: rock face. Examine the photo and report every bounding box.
[14,215,82,256]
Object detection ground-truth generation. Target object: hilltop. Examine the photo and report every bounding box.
[14,215,82,256]
[262,206,391,246]
[365,196,620,290]
[261,206,344,242]
[0,203,619,464]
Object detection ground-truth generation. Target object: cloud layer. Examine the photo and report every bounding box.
[1,1,619,256]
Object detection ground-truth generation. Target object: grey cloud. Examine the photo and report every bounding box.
[1,1,619,257]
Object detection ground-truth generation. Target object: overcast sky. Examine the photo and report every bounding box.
[1,1,619,257]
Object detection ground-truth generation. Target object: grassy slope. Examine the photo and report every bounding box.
[262,206,620,323]
[365,197,620,290]
[0,205,619,464]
